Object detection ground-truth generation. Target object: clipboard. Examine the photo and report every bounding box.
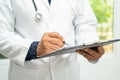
[36,39,120,58]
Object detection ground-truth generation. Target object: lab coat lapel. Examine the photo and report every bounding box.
[41,0,50,10]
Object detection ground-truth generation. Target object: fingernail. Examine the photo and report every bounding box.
[85,49,88,52]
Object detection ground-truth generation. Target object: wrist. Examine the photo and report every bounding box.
[25,41,39,61]
[36,42,44,57]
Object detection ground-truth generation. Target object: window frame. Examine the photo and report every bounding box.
[113,0,120,55]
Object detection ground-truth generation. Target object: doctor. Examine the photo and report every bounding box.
[0,0,104,80]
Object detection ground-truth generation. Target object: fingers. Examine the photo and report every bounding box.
[48,32,64,41]
[48,37,64,47]
[42,32,64,46]
[37,32,64,56]
[40,42,61,54]
[77,46,105,61]
[83,48,98,57]
[98,46,105,54]
[47,42,62,51]
[77,50,94,60]
[47,32,64,47]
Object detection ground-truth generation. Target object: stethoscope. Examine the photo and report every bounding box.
[32,0,43,22]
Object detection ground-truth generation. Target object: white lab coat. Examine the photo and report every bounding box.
[0,0,99,80]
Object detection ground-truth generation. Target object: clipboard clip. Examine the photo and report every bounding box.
[82,41,100,46]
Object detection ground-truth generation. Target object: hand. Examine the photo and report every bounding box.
[76,46,104,61]
[36,32,64,56]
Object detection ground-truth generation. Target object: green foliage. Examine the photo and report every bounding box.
[90,0,113,40]
[0,54,6,59]
[90,0,113,23]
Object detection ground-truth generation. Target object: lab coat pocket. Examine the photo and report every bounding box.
[65,59,80,80]
[10,63,40,80]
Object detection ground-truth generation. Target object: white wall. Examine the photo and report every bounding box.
[78,54,120,80]
[78,0,120,80]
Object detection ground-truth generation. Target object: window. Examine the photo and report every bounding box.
[114,0,120,54]
[90,0,113,53]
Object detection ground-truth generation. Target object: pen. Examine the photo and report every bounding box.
[63,41,70,45]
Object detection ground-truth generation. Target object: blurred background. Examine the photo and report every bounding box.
[90,0,113,53]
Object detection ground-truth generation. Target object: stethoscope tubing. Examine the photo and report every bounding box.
[32,0,38,11]
[32,0,43,22]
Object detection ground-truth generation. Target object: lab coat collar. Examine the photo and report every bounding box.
[41,0,53,10]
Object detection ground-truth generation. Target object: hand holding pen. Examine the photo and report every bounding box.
[36,32,104,61]
[36,32,64,56]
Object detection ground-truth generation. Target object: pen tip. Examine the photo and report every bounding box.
[63,41,65,44]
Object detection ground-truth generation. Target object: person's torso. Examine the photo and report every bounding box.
[9,0,80,80]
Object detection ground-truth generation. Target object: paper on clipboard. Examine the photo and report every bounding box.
[36,39,120,58]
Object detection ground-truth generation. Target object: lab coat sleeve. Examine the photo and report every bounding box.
[73,0,99,45]
[73,0,99,63]
[0,0,33,66]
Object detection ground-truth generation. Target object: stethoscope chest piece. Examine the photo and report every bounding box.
[32,0,43,22]
[34,11,43,22]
